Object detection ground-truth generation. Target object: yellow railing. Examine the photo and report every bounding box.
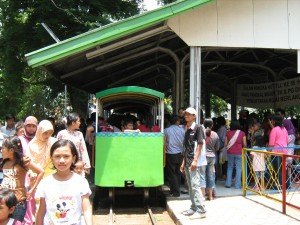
[242,147,300,214]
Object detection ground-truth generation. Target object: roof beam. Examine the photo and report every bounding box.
[86,25,171,59]
[60,33,178,80]
[138,73,171,86]
[108,64,175,87]
[81,58,155,88]
[95,47,179,72]
[61,42,156,79]
[201,61,277,80]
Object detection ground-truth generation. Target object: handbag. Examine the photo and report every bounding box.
[219,130,240,164]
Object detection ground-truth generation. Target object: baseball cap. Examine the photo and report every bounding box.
[184,107,197,116]
[24,116,38,126]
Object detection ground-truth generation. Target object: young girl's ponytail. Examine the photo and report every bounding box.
[1,136,25,168]
[206,127,211,137]
[203,118,213,144]
[204,119,214,133]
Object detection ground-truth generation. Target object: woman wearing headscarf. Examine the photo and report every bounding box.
[27,120,57,177]
[25,120,57,225]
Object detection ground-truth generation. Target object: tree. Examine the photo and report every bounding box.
[210,94,228,117]
[0,0,142,120]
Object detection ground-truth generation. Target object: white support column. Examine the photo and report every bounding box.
[189,47,202,123]
[189,48,195,108]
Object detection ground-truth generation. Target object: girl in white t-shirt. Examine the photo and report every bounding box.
[35,139,92,225]
[250,135,267,191]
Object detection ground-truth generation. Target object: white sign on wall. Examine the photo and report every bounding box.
[237,77,300,108]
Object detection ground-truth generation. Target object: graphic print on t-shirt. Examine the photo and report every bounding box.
[48,196,76,223]
[1,169,17,189]
[55,201,69,219]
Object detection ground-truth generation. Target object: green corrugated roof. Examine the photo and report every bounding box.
[25,0,212,68]
[95,86,164,99]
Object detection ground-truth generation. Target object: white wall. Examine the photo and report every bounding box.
[167,0,300,49]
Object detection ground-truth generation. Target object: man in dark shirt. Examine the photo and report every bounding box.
[180,107,206,219]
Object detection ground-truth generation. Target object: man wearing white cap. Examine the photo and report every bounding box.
[180,107,206,219]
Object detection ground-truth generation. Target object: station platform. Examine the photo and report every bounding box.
[164,180,300,225]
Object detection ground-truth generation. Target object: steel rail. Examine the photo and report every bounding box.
[108,205,114,225]
[147,207,158,225]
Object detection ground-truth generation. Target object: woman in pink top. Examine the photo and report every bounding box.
[225,120,247,189]
[268,115,288,154]
[268,115,289,188]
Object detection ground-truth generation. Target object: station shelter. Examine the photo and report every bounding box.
[25,0,300,120]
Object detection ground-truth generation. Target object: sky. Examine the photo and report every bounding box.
[143,0,161,10]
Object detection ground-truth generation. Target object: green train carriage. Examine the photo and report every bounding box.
[94,86,165,201]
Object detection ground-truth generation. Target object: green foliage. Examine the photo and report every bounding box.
[285,106,300,118]
[0,0,142,120]
[256,106,300,119]
[17,67,66,120]
[210,94,228,116]
[164,95,173,114]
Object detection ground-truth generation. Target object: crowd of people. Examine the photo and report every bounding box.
[163,107,300,220]
[0,111,164,224]
[0,113,93,225]
[0,106,299,223]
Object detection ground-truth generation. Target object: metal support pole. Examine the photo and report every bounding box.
[175,62,181,114]
[205,90,211,118]
[180,53,190,108]
[242,148,246,196]
[189,48,195,109]
[282,155,286,214]
[231,80,237,120]
[160,99,164,131]
[96,99,99,133]
[41,23,60,42]
[189,47,202,123]
[64,85,67,116]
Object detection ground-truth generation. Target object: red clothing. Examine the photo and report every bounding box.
[138,124,160,132]
[226,130,245,155]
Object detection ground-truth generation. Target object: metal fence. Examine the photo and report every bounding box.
[242,146,300,214]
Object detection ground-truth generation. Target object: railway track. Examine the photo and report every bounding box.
[93,205,174,225]
[108,205,159,225]
[92,187,175,225]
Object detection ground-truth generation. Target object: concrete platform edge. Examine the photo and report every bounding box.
[166,201,183,225]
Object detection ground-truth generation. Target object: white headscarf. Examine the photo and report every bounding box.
[27,120,57,174]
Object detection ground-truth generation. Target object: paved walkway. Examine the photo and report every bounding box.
[165,180,300,225]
